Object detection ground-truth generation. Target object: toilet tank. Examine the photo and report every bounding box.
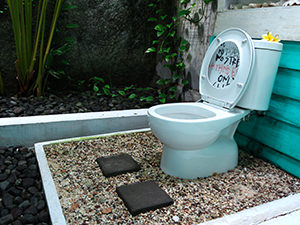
[237,40,283,111]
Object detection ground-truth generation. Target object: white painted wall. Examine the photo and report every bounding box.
[215,6,300,41]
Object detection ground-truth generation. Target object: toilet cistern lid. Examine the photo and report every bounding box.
[199,28,255,110]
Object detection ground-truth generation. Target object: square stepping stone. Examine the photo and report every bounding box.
[96,153,140,177]
[116,181,174,216]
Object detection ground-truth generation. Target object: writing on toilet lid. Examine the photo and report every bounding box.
[208,41,240,89]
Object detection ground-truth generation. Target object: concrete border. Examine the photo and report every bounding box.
[198,194,300,225]
[34,128,151,225]
[0,109,148,147]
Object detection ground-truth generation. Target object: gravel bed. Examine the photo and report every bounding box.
[0,91,159,118]
[0,146,51,225]
[44,131,300,224]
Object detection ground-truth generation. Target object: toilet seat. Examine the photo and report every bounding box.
[199,28,255,110]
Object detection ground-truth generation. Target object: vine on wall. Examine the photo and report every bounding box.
[146,0,214,103]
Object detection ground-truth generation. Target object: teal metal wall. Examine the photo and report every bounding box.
[235,41,300,178]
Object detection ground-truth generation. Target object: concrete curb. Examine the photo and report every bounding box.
[198,193,300,225]
[0,109,148,147]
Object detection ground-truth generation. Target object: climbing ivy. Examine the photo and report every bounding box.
[146,0,214,103]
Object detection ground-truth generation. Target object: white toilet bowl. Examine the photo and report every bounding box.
[148,28,282,179]
[148,103,249,178]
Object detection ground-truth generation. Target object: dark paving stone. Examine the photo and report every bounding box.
[96,153,141,177]
[116,181,174,216]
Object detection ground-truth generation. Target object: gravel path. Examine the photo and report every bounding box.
[0,146,51,225]
[44,131,300,224]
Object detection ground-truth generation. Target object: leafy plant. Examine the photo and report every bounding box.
[146,0,213,103]
[7,0,63,96]
[45,3,78,88]
[90,76,158,103]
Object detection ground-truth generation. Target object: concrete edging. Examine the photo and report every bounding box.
[198,194,300,225]
[0,109,149,147]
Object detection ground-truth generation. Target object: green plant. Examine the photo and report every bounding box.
[7,0,63,96]
[146,0,213,103]
[90,76,157,103]
[146,0,193,103]
[45,3,78,90]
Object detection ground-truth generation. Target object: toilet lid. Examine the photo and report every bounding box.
[199,28,255,109]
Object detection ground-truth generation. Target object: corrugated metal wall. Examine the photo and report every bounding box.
[235,41,300,178]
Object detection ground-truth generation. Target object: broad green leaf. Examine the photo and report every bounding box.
[112,94,118,97]
[61,59,70,66]
[145,96,154,102]
[170,30,176,37]
[164,79,171,84]
[148,17,157,22]
[154,24,164,32]
[170,94,177,99]
[148,3,156,7]
[163,47,171,53]
[103,87,110,95]
[152,40,159,44]
[62,4,77,10]
[104,84,110,89]
[182,79,189,85]
[65,37,75,43]
[93,85,99,92]
[57,69,65,75]
[172,16,177,21]
[118,90,125,96]
[66,23,79,29]
[128,94,137,99]
[166,23,172,28]
[145,47,156,53]
[160,15,167,20]
[155,9,163,14]
[159,97,166,103]
[93,77,104,83]
[157,31,165,37]
[124,85,134,91]
[169,86,177,92]
[180,0,190,4]
[178,9,190,17]
[159,93,166,98]
[156,79,164,85]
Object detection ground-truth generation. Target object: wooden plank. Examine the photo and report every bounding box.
[215,6,300,41]
[235,133,300,179]
[279,41,300,70]
[267,94,300,127]
[237,116,300,161]
[273,68,300,101]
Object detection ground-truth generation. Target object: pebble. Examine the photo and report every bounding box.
[172,215,180,222]
[102,208,113,214]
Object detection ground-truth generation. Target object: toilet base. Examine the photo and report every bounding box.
[160,136,238,179]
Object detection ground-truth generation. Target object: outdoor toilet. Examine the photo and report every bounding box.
[147,28,283,179]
